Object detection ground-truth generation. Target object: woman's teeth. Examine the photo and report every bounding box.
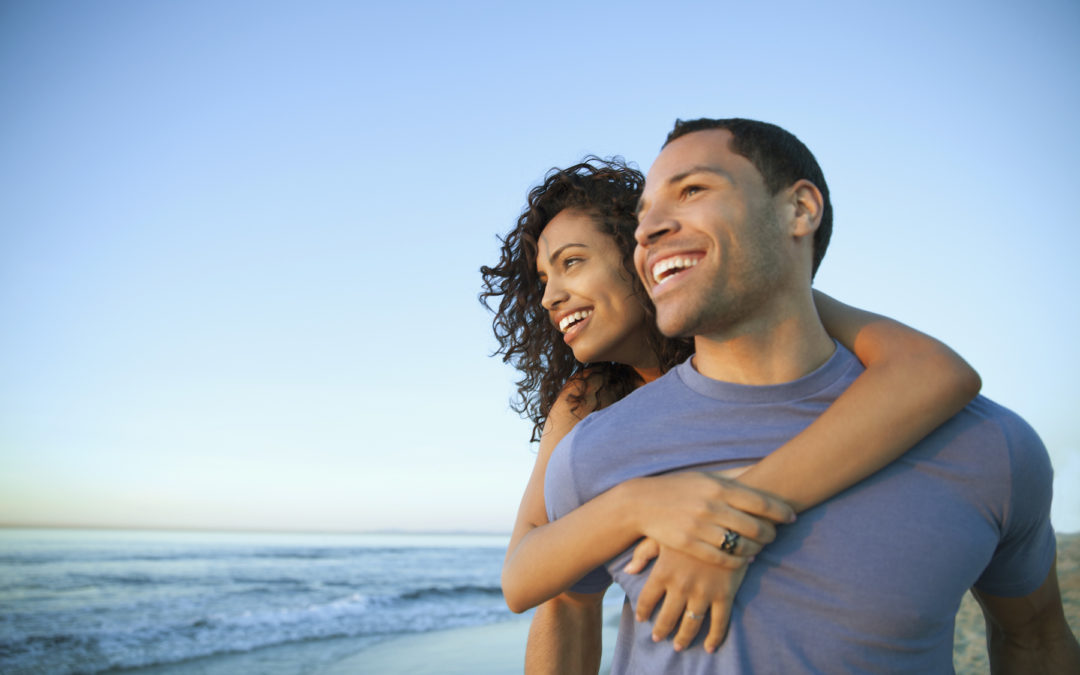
[559,310,592,333]
[652,257,700,285]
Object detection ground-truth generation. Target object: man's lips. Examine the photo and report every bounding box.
[648,252,705,288]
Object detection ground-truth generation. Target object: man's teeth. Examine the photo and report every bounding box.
[652,257,700,284]
[559,310,592,333]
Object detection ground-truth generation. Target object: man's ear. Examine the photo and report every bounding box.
[788,179,823,239]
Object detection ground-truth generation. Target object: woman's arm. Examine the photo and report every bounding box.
[509,293,980,621]
[502,377,792,613]
[633,292,983,651]
[733,290,981,510]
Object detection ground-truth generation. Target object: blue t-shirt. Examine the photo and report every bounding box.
[545,346,1055,674]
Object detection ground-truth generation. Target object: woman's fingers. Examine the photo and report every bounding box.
[684,538,751,569]
[704,597,733,653]
[632,546,750,653]
[623,537,660,574]
[649,591,687,643]
[672,606,709,651]
[710,505,778,545]
[705,473,796,524]
[635,574,665,622]
[703,524,764,558]
[639,529,756,572]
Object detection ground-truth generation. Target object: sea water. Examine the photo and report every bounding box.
[0,528,513,674]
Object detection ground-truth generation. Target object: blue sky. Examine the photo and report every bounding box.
[2,1,1078,533]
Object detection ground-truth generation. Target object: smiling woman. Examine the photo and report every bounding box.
[480,153,985,661]
[536,209,654,372]
[480,157,689,443]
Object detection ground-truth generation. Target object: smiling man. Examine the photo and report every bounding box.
[540,118,1079,673]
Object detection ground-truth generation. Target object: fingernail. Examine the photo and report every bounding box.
[706,644,716,653]
[652,634,661,642]
[749,556,756,563]
[674,643,684,652]
[787,513,797,523]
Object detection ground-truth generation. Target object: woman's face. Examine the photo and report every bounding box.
[535,209,654,367]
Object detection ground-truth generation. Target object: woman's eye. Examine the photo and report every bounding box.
[563,256,584,269]
[682,185,703,198]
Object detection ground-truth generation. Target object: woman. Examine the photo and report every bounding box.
[480,157,980,653]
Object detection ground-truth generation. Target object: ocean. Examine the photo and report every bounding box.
[0,528,515,674]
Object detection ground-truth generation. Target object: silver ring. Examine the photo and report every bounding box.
[720,529,740,555]
[685,610,704,620]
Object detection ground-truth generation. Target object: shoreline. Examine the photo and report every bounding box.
[121,612,623,675]
[320,614,622,675]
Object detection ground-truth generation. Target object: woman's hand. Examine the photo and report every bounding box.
[625,539,748,653]
[624,470,793,567]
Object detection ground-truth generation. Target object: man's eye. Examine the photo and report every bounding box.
[682,185,703,198]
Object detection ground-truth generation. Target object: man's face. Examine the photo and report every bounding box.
[634,129,790,339]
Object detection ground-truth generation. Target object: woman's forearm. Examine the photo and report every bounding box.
[736,291,980,511]
[503,472,793,612]
[502,375,648,613]
[503,480,641,612]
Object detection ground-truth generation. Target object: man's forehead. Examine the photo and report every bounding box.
[647,128,737,183]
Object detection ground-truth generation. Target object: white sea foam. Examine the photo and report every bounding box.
[0,530,512,674]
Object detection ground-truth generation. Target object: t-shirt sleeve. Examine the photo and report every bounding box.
[544,424,614,594]
[973,413,1057,597]
[569,564,613,594]
[545,425,583,522]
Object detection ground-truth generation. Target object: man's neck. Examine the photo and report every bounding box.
[691,295,835,385]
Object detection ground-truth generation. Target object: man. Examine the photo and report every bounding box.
[534,118,1079,673]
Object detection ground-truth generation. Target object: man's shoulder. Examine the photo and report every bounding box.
[950,394,1048,463]
[954,398,1057,598]
[544,365,697,521]
[928,394,1053,537]
[570,363,692,438]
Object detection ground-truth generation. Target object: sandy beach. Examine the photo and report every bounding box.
[319,612,622,675]
[310,533,1080,675]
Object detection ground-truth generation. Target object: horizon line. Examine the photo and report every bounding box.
[0,523,513,537]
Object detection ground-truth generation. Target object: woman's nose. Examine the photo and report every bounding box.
[541,279,569,310]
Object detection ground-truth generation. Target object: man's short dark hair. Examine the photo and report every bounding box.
[665,118,832,277]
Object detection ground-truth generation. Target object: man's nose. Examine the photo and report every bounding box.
[635,205,678,247]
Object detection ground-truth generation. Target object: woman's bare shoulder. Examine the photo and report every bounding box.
[550,369,623,423]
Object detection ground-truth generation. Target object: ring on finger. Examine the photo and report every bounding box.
[685,610,705,620]
[720,529,740,555]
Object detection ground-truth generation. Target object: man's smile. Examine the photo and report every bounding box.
[651,254,704,286]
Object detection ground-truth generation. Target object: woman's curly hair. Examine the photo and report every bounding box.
[480,157,692,441]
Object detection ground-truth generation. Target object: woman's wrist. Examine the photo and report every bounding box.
[612,477,648,537]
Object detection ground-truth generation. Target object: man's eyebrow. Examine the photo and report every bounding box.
[636,165,734,217]
[669,165,734,186]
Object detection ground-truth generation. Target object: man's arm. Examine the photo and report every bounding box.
[972,561,1080,674]
[525,590,604,675]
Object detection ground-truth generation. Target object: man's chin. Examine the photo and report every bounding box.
[655,311,697,340]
